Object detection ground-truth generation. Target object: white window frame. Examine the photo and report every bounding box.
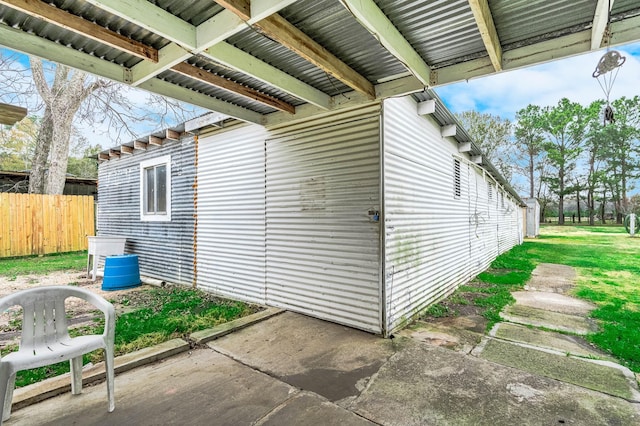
[140,155,171,222]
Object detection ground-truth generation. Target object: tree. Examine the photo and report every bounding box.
[29,59,108,194]
[0,116,39,171]
[539,98,599,225]
[456,111,514,183]
[1,52,202,194]
[66,134,101,179]
[596,96,640,223]
[514,105,545,198]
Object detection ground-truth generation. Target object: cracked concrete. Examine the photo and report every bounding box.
[7,264,640,425]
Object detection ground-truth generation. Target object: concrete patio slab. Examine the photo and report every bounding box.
[5,309,640,426]
[349,340,640,426]
[256,391,374,426]
[512,291,595,315]
[8,348,297,426]
[399,317,485,354]
[208,311,396,403]
[478,338,640,402]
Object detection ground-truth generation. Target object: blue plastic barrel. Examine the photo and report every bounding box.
[102,254,141,291]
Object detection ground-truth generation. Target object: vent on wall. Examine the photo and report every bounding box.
[454,158,461,198]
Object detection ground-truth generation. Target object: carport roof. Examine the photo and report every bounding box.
[0,0,639,126]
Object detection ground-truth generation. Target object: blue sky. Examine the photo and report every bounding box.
[434,41,640,121]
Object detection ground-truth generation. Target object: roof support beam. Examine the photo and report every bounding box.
[165,129,181,140]
[0,0,158,62]
[137,78,263,124]
[458,142,472,153]
[442,124,456,137]
[252,14,375,99]
[468,0,502,71]
[171,62,295,113]
[0,23,128,83]
[89,0,301,90]
[430,15,640,87]
[339,0,432,87]
[417,99,436,115]
[214,0,251,20]
[84,0,197,49]
[204,42,331,109]
[0,102,27,125]
[592,0,615,50]
[134,140,148,150]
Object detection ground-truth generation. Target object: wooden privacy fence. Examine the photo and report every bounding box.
[0,193,95,257]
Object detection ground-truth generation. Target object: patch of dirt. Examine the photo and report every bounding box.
[0,270,154,348]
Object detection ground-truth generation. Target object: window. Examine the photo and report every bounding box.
[140,155,171,221]
[453,158,461,198]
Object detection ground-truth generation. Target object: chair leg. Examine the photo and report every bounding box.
[70,356,83,395]
[104,347,115,412]
[0,368,16,423]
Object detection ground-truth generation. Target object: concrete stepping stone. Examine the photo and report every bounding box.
[512,291,596,316]
[477,338,640,402]
[492,322,613,360]
[501,304,598,335]
[525,263,576,293]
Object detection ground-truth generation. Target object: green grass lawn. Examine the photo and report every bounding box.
[424,224,640,373]
[0,251,87,279]
[527,225,640,372]
[0,253,258,387]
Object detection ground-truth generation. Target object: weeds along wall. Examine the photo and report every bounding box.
[382,96,522,332]
[97,138,196,285]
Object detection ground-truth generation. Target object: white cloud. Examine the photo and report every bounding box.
[435,42,640,120]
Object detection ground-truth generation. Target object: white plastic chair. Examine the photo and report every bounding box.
[0,286,115,423]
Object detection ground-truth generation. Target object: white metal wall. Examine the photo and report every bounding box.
[197,124,268,304]
[383,96,521,332]
[265,105,382,333]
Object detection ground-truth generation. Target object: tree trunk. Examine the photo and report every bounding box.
[28,59,99,194]
[528,154,535,199]
[576,188,581,223]
[558,195,564,225]
[45,114,74,194]
[28,109,52,193]
[588,190,595,226]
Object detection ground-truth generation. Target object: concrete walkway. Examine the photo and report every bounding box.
[5,264,640,425]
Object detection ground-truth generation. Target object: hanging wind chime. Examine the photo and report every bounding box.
[592,0,625,125]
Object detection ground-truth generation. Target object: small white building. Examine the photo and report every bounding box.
[97,92,524,335]
[525,198,541,238]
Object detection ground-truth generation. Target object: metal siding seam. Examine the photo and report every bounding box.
[380,98,387,336]
[193,134,198,287]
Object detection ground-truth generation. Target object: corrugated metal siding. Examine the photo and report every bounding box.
[197,124,268,304]
[97,139,195,285]
[266,105,382,333]
[383,97,521,332]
